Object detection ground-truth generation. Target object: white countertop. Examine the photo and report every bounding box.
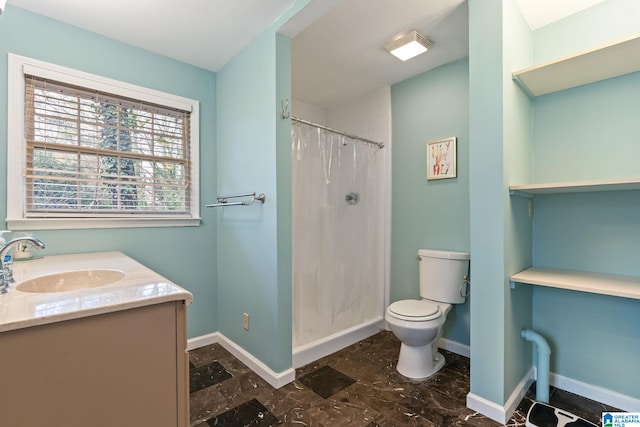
[0,251,193,333]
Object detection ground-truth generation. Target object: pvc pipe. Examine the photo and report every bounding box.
[521,329,551,403]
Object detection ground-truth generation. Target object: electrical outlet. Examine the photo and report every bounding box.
[243,313,249,331]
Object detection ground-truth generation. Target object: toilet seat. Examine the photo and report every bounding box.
[387,300,442,322]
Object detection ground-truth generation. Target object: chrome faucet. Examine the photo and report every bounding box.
[0,237,46,293]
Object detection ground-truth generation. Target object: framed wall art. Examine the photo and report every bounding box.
[426,137,457,180]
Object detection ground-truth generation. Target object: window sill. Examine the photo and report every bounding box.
[6,217,201,231]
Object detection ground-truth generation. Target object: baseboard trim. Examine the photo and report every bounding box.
[507,367,535,420]
[466,392,510,425]
[292,318,384,368]
[466,367,534,424]
[468,366,640,423]
[186,332,295,389]
[438,338,470,358]
[187,332,218,351]
[191,333,638,412]
[549,371,640,412]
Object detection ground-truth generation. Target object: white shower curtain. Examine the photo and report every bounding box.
[292,121,384,348]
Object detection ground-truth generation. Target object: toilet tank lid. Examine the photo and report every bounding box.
[418,249,470,260]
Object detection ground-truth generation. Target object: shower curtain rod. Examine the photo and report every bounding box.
[291,116,385,149]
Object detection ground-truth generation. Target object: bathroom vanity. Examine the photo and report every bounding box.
[0,252,193,427]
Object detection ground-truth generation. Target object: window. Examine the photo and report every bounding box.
[7,54,200,229]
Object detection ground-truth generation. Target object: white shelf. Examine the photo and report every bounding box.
[510,267,640,300]
[512,33,640,97]
[509,177,640,197]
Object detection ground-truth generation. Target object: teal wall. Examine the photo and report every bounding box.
[216,30,292,373]
[532,193,640,399]
[275,33,293,367]
[468,0,507,404]
[0,7,218,338]
[529,0,640,399]
[468,0,534,405]
[390,58,470,345]
[533,0,640,63]
[501,0,534,400]
[533,72,640,183]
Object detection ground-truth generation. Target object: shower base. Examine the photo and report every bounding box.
[292,318,384,368]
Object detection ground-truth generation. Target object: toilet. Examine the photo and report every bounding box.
[385,249,470,379]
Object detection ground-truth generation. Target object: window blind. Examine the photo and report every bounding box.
[24,75,191,217]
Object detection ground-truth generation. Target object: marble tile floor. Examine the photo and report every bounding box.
[188,331,620,426]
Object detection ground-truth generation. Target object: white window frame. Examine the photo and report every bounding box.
[7,53,200,230]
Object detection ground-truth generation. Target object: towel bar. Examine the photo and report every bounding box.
[206,192,266,208]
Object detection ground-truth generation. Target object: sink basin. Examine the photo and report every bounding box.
[16,269,125,293]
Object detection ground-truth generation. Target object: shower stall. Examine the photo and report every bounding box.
[291,116,386,367]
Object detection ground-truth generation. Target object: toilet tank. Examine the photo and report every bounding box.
[418,249,470,304]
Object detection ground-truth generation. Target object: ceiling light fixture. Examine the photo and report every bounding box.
[0,0,6,15]
[385,30,433,61]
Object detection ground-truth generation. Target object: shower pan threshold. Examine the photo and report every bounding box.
[292,318,385,369]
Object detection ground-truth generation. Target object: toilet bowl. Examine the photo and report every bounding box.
[385,299,451,378]
[386,249,469,379]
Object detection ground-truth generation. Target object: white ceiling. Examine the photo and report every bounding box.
[288,0,469,109]
[6,0,609,109]
[7,0,296,71]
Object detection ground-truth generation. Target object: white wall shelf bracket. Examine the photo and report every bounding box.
[510,280,524,290]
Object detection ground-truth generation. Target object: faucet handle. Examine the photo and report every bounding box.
[4,266,14,283]
[3,254,13,283]
[0,269,10,292]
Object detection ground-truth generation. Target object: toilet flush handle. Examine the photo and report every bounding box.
[416,255,421,261]
[460,275,471,297]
